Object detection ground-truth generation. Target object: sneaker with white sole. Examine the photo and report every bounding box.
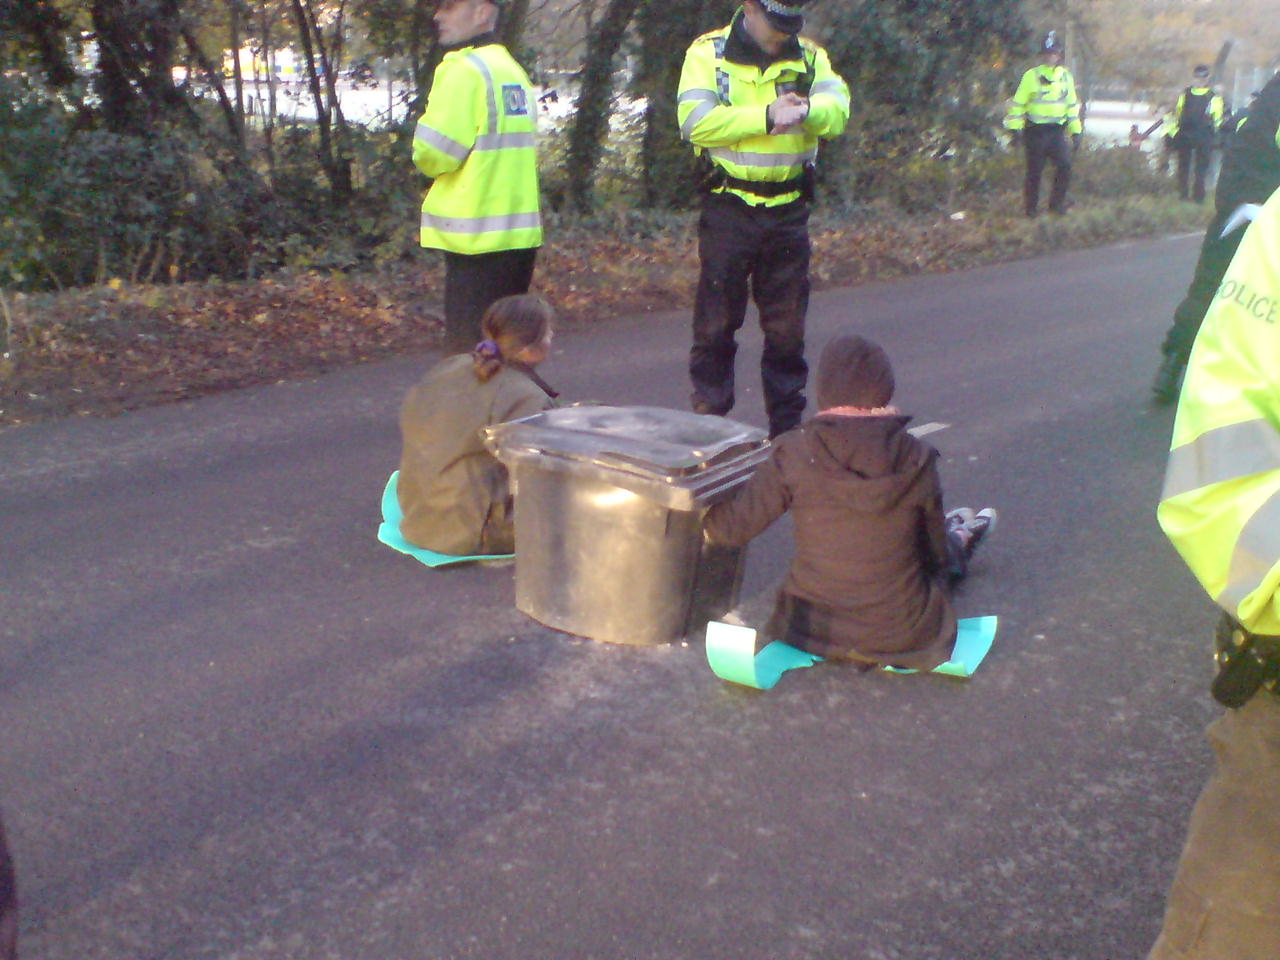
[945,506,975,532]
[965,508,998,555]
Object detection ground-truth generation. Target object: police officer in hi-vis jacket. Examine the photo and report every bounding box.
[414,0,542,350]
[1151,71,1280,404]
[1004,31,1082,217]
[1151,186,1280,960]
[678,0,850,439]
[1169,65,1225,204]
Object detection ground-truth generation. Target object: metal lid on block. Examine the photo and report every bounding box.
[484,405,770,509]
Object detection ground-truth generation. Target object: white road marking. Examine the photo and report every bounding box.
[908,421,950,438]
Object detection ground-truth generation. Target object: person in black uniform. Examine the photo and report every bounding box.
[1171,65,1225,203]
[1152,70,1280,404]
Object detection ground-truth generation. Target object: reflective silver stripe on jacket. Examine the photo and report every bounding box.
[707,146,818,168]
[474,131,536,151]
[421,210,542,234]
[1219,489,1280,614]
[1162,418,1280,501]
[466,52,499,135]
[809,78,848,105]
[415,123,470,162]
[679,89,720,139]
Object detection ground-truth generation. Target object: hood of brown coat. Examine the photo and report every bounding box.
[791,414,937,512]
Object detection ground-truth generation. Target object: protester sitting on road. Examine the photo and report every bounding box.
[397,294,559,555]
[703,333,996,670]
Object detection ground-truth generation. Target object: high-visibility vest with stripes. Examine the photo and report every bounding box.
[676,20,850,207]
[1168,86,1224,139]
[413,43,541,255]
[1004,64,1082,135]
[1158,187,1280,635]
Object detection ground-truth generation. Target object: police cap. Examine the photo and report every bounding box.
[754,0,810,36]
[1042,31,1065,56]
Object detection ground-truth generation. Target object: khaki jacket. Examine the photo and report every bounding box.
[397,355,554,555]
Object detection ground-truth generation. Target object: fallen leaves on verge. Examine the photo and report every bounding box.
[0,196,1207,426]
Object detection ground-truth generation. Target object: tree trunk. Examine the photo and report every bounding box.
[89,0,192,133]
[395,0,440,159]
[290,0,351,203]
[634,0,736,208]
[230,0,246,133]
[181,26,246,154]
[256,3,279,177]
[563,0,643,212]
[499,0,532,51]
[5,0,82,94]
[306,0,355,200]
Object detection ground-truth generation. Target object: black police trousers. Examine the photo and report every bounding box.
[1023,123,1072,216]
[1158,156,1280,364]
[690,191,811,438]
[1175,135,1214,203]
[1159,203,1244,363]
[442,247,538,351]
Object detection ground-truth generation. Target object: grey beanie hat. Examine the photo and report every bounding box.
[816,334,896,410]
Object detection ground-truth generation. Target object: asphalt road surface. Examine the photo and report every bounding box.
[1,233,1221,960]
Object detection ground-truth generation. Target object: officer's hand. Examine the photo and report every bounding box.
[772,107,808,136]
[1072,132,1082,153]
[768,94,808,132]
[1008,129,1021,148]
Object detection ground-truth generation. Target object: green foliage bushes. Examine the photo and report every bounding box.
[1,66,1201,296]
[0,75,427,291]
[1072,142,1173,200]
[1,76,250,288]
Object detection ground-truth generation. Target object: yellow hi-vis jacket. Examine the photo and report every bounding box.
[413,43,542,255]
[677,16,850,207]
[1004,64,1083,135]
[1159,188,1280,635]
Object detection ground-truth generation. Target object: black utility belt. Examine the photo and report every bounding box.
[1212,613,1280,708]
[721,173,805,197]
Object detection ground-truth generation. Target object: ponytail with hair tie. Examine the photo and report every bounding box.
[474,338,502,361]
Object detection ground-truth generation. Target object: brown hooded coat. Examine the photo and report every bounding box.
[704,413,957,669]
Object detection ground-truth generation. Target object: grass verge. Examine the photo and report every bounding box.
[0,193,1208,427]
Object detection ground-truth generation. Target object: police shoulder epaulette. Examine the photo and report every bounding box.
[692,28,728,49]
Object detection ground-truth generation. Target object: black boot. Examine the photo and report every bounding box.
[1152,352,1184,405]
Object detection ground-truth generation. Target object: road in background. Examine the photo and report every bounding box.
[0,233,1215,959]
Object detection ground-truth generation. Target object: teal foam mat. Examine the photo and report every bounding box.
[377,471,515,568]
[706,616,999,690]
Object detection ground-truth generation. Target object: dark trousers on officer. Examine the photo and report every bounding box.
[1147,693,1280,960]
[690,192,811,438]
[1023,123,1072,216]
[1154,156,1278,401]
[1159,203,1243,364]
[1175,137,1213,203]
[442,247,538,351]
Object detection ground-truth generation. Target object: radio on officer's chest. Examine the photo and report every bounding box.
[776,75,812,97]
